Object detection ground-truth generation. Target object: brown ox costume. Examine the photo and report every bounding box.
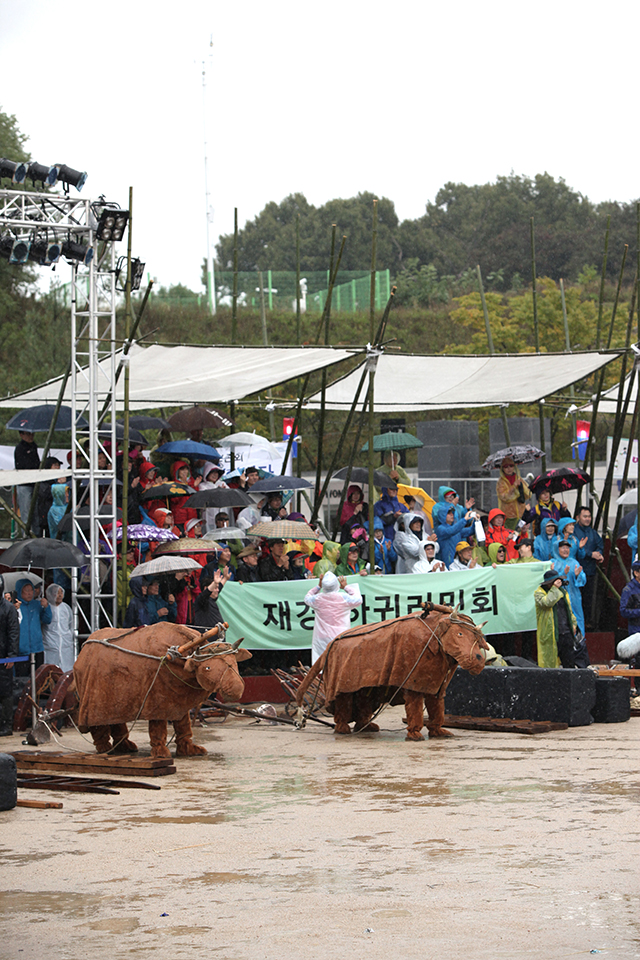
[296,605,488,740]
[73,622,250,758]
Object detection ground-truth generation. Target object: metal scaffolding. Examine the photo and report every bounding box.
[0,188,121,639]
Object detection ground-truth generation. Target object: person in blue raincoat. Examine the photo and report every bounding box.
[373,487,407,541]
[431,485,469,526]
[619,560,640,635]
[364,517,397,574]
[552,518,587,561]
[434,505,475,568]
[533,518,558,561]
[15,578,52,677]
[549,539,587,637]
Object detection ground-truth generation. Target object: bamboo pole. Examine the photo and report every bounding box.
[477,264,510,444]
[120,186,133,624]
[315,225,337,503]
[258,271,275,441]
[367,201,379,572]
[369,201,378,343]
[530,218,546,471]
[295,214,302,509]
[232,207,238,346]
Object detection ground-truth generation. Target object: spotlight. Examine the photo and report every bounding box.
[62,239,93,265]
[0,158,27,184]
[55,164,87,192]
[131,258,145,291]
[27,161,58,187]
[0,236,14,260]
[96,207,129,242]
[28,238,62,266]
[10,238,30,263]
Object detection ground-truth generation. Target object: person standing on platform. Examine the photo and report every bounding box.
[534,571,579,669]
[14,429,40,535]
[574,506,604,629]
[0,575,19,736]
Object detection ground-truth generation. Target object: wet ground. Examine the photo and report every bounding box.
[1,708,639,960]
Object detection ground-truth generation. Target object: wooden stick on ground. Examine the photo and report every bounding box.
[16,799,63,810]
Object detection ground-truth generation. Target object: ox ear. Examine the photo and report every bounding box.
[183,658,198,674]
[478,621,488,630]
[235,649,252,662]
[452,604,460,616]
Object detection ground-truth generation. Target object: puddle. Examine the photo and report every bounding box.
[84,918,140,933]
[0,850,87,866]
[0,891,103,918]
[372,908,413,918]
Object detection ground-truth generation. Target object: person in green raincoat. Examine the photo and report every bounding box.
[335,541,368,577]
[534,571,578,668]
[312,541,341,578]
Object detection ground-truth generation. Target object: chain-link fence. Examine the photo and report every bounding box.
[215,269,391,313]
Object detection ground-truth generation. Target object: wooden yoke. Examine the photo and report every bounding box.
[176,622,229,658]
[421,601,453,616]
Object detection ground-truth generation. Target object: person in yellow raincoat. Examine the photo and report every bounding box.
[534,571,578,668]
[496,456,531,530]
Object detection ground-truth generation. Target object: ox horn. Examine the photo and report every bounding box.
[176,622,229,657]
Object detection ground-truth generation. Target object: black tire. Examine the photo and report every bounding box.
[0,753,17,810]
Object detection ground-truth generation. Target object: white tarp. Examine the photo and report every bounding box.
[0,343,356,411]
[305,352,619,411]
[0,467,72,486]
[581,371,636,415]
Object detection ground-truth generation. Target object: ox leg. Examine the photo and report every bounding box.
[174,713,207,757]
[424,694,453,738]
[403,689,425,741]
[89,725,112,754]
[109,723,138,754]
[148,719,172,759]
[353,690,380,733]
[333,694,353,735]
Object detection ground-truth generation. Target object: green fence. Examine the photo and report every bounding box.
[215,269,391,313]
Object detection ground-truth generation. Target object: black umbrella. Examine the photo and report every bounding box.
[6,404,88,432]
[101,423,147,444]
[1,538,87,569]
[529,467,591,497]
[129,415,172,431]
[140,482,193,502]
[183,488,253,509]
[250,476,313,493]
[58,506,123,533]
[482,445,544,471]
[332,466,397,489]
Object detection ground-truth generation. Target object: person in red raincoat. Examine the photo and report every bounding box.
[485,508,519,560]
[169,460,200,531]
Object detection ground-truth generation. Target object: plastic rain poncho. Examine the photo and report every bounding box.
[304,572,362,663]
[42,583,74,672]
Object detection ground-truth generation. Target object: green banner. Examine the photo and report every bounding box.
[217,562,551,650]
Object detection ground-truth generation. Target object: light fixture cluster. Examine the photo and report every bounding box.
[96,207,130,242]
[0,232,93,266]
[0,157,87,192]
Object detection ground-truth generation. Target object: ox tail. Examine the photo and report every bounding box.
[295,656,325,704]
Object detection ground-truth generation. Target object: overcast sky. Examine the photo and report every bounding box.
[1,0,638,297]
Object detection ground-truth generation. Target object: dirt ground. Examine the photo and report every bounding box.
[0,707,638,960]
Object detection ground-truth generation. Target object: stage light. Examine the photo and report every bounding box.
[62,239,93,265]
[131,258,145,291]
[27,162,58,187]
[28,238,62,266]
[0,236,14,260]
[10,238,30,263]
[55,164,87,192]
[0,158,27,184]
[96,207,129,242]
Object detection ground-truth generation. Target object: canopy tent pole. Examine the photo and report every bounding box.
[367,201,379,573]
[295,214,302,509]
[605,364,639,584]
[315,225,338,500]
[120,187,134,624]
[530,217,547,473]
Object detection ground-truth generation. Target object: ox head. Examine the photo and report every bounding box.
[438,606,489,675]
[184,637,252,702]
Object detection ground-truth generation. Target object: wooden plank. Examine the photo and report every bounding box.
[10,751,176,777]
[444,714,568,735]
[593,668,640,676]
[10,751,172,768]
[16,799,63,809]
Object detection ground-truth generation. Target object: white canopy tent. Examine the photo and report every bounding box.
[0,343,357,411]
[580,370,636,415]
[305,351,619,411]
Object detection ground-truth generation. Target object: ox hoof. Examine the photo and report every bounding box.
[110,739,138,754]
[334,723,352,735]
[150,745,172,760]
[176,742,208,757]
[428,728,454,738]
[355,722,379,733]
[405,731,425,741]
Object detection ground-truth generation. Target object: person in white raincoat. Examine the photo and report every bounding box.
[199,462,229,533]
[304,572,362,663]
[41,584,74,672]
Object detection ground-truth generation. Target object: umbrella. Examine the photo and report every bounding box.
[5,404,88,432]
[140,482,193,502]
[332,466,397,489]
[361,432,423,453]
[156,441,221,461]
[223,467,272,482]
[129,415,172,431]
[155,538,223,556]
[58,506,123,533]
[250,476,312,493]
[99,423,147,444]
[247,520,317,540]
[217,431,281,455]
[2,570,42,593]
[482,445,544,471]
[1,538,87,569]
[198,526,248,541]
[183,488,253,509]
[130,555,203,578]
[530,467,591,496]
[617,489,637,506]
[167,406,233,433]
[116,524,178,542]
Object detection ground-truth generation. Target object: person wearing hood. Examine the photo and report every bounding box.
[448,540,479,572]
[534,571,579,668]
[36,455,63,536]
[339,485,368,529]
[365,517,397,574]
[124,578,152,628]
[552,518,587,561]
[487,542,508,567]
[549,540,587,638]
[199,462,229,532]
[373,487,407,541]
[304,572,363,663]
[431,486,465,526]
[42,584,74,672]
[335,541,368,577]
[169,460,199,530]
[485,508,519,560]
[312,541,341,577]
[237,493,270,533]
[145,579,177,623]
[620,560,640,635]
[413,539,445,573]
[496,456,531,529]
[533,518,558,561]
[394,513,434,574]
[434,505,475,568]
[47,482,69,540]
[376,450,411,492]
[0,575,19,736]
[15,578,52,676]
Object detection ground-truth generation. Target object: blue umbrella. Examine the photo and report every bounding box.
[6,404,88,432]
[156,441,221,461]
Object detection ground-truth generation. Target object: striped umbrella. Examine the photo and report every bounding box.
[155,539,222,556]
[130,555,203,578]
[247,520,317,540]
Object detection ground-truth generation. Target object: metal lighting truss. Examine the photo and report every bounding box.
[0,188,119,638]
